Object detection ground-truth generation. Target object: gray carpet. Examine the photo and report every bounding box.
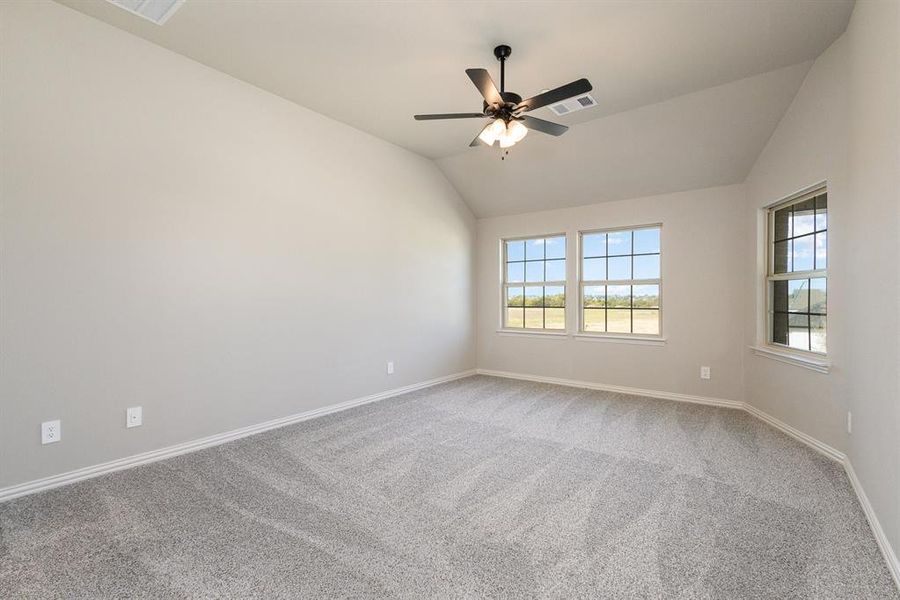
[1,375,897,599]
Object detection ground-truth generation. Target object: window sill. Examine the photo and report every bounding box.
[750,345,830,374]
[573,333,667,346]
[495,329,568,339]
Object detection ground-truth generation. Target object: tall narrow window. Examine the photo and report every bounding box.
[768,187,827,353]
[579,225,661,336]
[502,235,566,330]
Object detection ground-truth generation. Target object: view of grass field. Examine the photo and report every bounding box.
[583,308,659,334]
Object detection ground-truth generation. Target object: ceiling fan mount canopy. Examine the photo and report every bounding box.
[413,43,592,151]
[493,44,512,61]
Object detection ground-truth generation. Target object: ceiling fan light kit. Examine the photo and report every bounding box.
[414,44,592,158]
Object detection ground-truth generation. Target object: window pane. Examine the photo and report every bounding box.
[544,286,565,308]
[774,240,791,273]
[607,231,632,256]
[506,307,524,328]
[773,280,788,313]
[792,234,814,272]
[545,308,565,330]
[524,308,543,328]
[789,313,810,350]
[792,198,815,237]
[789,314,809,327]
[773,312,788,345]
[815,194,827,231]
[525,238,545,260]
[583,233,606,257]
[578,226,663,339]
[583,257,606,281]
[507,287,524,307]
[524,287,543,307]
[525,261,544,283]
[583,308,605,332]
[607,285,630,308]
[810,277,826,314]
[506,262,524,283]
[607,309,631,333]
[633,309,659,335]
[545,236,565,259]
[584,285,605,308]
[633,285,659,308]
[633,228,660,254]
[633,254,660,279]
[815,231,827,269]
[506,240,525,262]
[774,206,792,240]
[811,315,826,353]
[788,279,809,312]
[608,256,631,280]
[545,259,565,281]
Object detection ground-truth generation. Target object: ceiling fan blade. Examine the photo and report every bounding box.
[521,115,568,136]
[469,121,495,147]
[414,113,486,121]
[516,78,593,112]
[466,68,503,106]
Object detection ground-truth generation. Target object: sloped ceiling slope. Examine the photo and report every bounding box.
[437,62,812,217]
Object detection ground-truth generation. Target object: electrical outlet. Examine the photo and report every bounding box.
[386,361,394,375]
[700,366,711,380]
[127,406,142,428]
[847,411,852,434]
[41,420,61,444]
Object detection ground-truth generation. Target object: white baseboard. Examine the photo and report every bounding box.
[844,460,900,589]
[475,368,744,409]
[0,369,476,503]
[740,401,846,463]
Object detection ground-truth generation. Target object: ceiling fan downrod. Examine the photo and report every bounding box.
[494,44,511,94]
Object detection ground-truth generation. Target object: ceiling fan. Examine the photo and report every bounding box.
[414,44,592,155]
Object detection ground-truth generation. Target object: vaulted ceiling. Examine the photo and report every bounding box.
[57,0,854,216]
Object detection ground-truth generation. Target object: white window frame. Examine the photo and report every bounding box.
[500,233,567,333]
[577,224,663,339]
[765,185,828,357]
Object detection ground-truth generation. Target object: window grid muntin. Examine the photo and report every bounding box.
[766,188,827,354]
[579,225,662,337]
[502,234,566,331]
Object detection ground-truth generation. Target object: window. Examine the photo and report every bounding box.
[503,235,566,330]
[767,187,827,353]
[579,225,661,336]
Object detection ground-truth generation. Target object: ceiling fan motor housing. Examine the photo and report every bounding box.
[483,92,523,118]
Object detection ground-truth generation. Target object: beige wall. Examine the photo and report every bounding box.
[743,32,850,452]
[476,185,745,402]
[744,0,900,562]
[0,1,475,488]
[845,0,900,561]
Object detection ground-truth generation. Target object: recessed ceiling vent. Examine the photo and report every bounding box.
[549,93,597,117]
[105,0,186,25]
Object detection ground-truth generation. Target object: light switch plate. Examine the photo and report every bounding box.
[386,361,394,375]
[700,366,711,380]
[127,406,142,428]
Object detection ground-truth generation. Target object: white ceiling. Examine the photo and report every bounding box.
[57,0,853,216]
